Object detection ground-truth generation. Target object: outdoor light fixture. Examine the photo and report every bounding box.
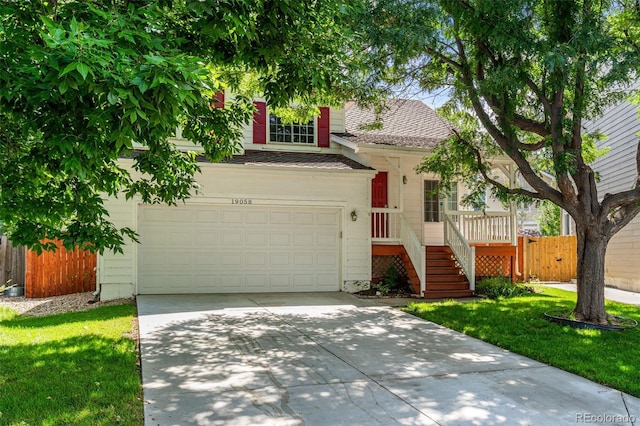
[403,175,408,184]
[350,210,358,221]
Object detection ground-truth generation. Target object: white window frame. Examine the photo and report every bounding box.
[268,113,317,145]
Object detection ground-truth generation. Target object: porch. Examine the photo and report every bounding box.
[372,208,519,298]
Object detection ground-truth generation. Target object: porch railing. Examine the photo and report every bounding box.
[372,208,425,294]
[400,215,426,295]
[445,210,515,245]
[444,214,476,290]
[371,208,401,242]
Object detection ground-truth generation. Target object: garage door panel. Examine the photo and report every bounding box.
[294,232,314,246]
[246,232,268,245]
[138,204,340,294]
[294,212,314,225]
[270,232,292,246]
[221,252,243,267]
[317,211,339,225]
[270,211,292,224]
[246,210,268,224]
[269,274,292,290]
[195,209,220,223]
[246,275,268,291]
[221,209,244,224]
[193,252,217,268]
[222,231,244,246]
[293,253,314,267]
[317,274,339,290]
[318,253,339,266]
[219,274,242,290]
[268,252,290,266]
[245,253,268,267]
[294,275,315,288]
[317,233,338,246]
[194,230,220,244]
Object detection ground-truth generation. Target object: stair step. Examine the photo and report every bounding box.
[427,259,458,267]
[426,252,455,260]
[425,274,467,282]
[426,245,453,253]
[427,266,462,275]
[423,289,475,299]
[426,282,470,291]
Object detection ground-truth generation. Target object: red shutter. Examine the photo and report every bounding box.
[211,90,225,109]
[253,101,267,144]
[318,107,330,147]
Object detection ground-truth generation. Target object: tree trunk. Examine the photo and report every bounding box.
[574,226,608,323]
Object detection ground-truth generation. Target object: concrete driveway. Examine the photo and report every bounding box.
[138,293,640,425]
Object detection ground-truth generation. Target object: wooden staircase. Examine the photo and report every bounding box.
[424,246,474,299]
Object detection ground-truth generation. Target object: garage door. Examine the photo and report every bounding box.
[138,204,341,294]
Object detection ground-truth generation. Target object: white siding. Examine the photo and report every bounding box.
[330,107,345,133]
[586,90,640,291]
[99,161,373,299]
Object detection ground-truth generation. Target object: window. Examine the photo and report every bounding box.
[424,180,440,222]
[269,114,315,144]
[424,181,458,222]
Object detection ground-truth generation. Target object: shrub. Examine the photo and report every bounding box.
[476,277,533,299]
[377,264,399,295]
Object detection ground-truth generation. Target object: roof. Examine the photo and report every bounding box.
[126,149,373,171]
[215,150,373,171]
[338,99,454,149]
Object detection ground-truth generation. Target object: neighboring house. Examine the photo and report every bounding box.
[516,171,556,235]
[98,97,518,300]
[584,82,640,292]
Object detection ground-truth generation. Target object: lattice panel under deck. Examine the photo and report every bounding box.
[475,255,512,279]
[372,255,408,281]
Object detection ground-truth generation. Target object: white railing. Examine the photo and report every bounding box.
[445,211,514,244]
[400,214,426,295]
[372,208,426,294]
[444,214,476,290]
[371,208,401,242]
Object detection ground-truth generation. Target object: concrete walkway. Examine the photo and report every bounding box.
[138,293,640,425]
[542,283,640,306]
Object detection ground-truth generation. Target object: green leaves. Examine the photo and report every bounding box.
[0,0,366,253]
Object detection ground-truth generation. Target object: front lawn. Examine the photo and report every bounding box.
[406,286,640,398]
[0,304,143,426]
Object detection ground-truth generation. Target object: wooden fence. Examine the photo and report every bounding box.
[0,236,26,288]
[25,239,97,298]
[520,235,577,282]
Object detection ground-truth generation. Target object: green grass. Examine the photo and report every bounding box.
[0,303,143,426]
[405,286,640,397]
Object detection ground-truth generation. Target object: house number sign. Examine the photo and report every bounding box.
[231,198,253,205]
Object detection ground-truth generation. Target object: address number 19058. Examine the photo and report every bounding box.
[231,198,253,205]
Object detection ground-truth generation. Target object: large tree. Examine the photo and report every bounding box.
[362,0,640,322]
[0,0,366,253]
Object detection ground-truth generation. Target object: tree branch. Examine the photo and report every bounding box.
[525,77,552,115]
[453,35,565,208]
[452,129,546,200]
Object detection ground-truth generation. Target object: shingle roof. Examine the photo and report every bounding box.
[339,99,454,149]
[215,150,373,171]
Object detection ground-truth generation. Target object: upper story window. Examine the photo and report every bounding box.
[269,114,315,144]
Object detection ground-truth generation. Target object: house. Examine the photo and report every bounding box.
[516,171,557,235]
[97,97,519,300]
[584,82,640,292]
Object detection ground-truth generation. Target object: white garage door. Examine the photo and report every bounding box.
[138,204,341,294]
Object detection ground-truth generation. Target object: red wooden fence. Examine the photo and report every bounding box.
[25,239,96,298]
